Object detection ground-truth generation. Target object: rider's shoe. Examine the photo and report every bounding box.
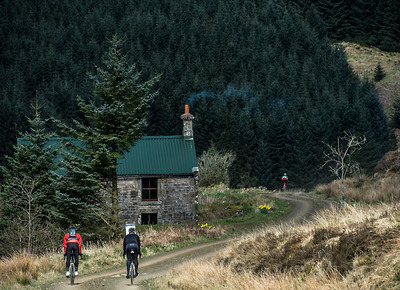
[66,271,70,277]
[74,271,78,276]
[126,274,131,279]
[134,272,138,277]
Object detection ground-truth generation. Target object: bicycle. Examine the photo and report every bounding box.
[64,252,81,285]
[282,182,287,192]
[128,249,136,285]
[64,253,76,285]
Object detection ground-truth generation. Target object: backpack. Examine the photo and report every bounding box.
[68,227,77,240]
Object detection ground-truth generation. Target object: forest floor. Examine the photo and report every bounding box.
[49,192,335,290]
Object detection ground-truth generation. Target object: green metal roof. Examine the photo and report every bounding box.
[18,136,198,176]
[117,136,197,175]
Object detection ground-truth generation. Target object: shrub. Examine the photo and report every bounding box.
[197,144,236,187]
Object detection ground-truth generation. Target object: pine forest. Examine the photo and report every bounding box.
[1,0,398,191]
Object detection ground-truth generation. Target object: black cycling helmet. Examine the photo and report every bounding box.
[128,227,136,233]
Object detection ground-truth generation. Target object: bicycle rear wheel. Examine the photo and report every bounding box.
[69,258,75,285]
[129,260,135,285]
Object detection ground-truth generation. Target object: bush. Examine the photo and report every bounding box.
[197,144,235,187]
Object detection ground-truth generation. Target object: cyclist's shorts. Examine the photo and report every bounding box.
[126,243,139,255]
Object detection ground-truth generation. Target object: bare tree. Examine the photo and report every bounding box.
[321,131,366,201]
[4,175,50,253]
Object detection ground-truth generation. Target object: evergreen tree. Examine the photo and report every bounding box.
[0,101,60,254]
[55,145,102,233]
[391,94,400,129]
[252,139,273,188]
[55,36,160,236]
[374,63,386,82]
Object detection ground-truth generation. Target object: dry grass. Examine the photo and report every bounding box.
[0,224,226,288]
[341,41,400,84]
[81,242,123,274]
[315,174,400,203]
[0,243,121,288]
[154,202,400,289]
[340,42,400,116]
[141,226,225,256]
[0,250,65,288]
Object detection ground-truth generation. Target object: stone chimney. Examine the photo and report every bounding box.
[181,104,194,140]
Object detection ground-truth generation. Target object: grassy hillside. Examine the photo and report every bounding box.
[154,202,400,289]
[340,42,400,114]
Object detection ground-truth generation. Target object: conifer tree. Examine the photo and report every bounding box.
[374,63,386,82]
[391,94,400,129]
[56,36,160,236]
[55,146,102,230]
[0,100,60,254]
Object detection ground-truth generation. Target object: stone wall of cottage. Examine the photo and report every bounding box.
[118,175,198,225]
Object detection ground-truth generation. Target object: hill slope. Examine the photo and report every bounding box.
[341,41,400,114]
[156,201,400,289]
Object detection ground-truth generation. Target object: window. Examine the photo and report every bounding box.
[142,178,158,201]
[141,213,158,225]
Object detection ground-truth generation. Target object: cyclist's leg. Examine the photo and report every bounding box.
[126,251,132,277]
[72,243,79,273]
[133,244,139,276]
[133,257,138,276]
[66,243,72,275]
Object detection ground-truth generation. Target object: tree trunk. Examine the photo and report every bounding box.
[111,158,119,237]
[28,197,31,253]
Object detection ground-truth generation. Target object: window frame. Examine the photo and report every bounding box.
[141,213,158,225]
[141,177,158,201]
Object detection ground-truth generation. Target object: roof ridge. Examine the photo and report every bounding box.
[141,135,183,139]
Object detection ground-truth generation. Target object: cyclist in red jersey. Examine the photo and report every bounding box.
[281,173,288,191]
[63,226,82,277]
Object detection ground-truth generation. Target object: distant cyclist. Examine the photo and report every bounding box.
[281,173,288,191]
[123,227,142,279]
[63,225,82,277]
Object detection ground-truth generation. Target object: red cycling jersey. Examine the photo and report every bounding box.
[63,233,82,254]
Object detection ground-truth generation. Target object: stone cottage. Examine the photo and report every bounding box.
[117,105,198,225]
[18,106,198,226]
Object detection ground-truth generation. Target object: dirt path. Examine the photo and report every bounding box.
[50,192,334,290]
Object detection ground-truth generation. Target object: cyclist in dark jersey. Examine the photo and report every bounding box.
[123,227,142,278]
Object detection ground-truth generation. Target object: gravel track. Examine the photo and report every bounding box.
[50,192,334,290]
